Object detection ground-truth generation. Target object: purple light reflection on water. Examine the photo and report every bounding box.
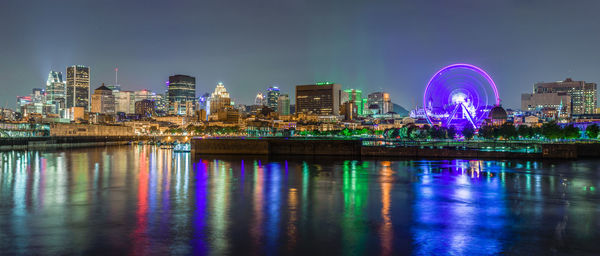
[0,146,598,255]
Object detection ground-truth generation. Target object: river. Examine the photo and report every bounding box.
[0,145,599,255]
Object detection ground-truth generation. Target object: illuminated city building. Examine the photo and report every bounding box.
[342,101,358,120]
[135,99,155,117]
[267,86,280,110]
[488,105,508,126]
[66,65,91,110]
[90,84,115,114]
[114,90,134,114]
[46,71,66,114]
[167,75,196,115]
[255,92,265,106]
[277,94,290,115]
[15,88,55,116]
[208,82,231,115]
[31,88,45,104]
[367,92,392,115]
[154,94,169,115]
[295,82,341,115]
[343,89,366,115]
[521,78,597,116]
[16,96,33,114]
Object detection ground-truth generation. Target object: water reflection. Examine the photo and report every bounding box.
[0,145,599,255]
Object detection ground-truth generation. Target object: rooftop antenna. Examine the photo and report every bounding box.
[115,67,118,85]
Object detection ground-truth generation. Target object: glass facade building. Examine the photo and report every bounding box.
[66,65,90,110]
[167,75,196,115]
[295,83,341,115]
[267,86,280,110]
[277,94,290,115]
[46,71,66,114]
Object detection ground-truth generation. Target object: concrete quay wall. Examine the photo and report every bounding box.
[0,136,139,151]
[191,138,361,156]
[192,138,596,159]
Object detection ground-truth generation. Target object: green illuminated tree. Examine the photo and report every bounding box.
[541,121,563,140]
[340,128,352,137]
[586,124,599,139]
[563,124,580,139]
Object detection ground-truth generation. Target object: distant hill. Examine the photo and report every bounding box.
[392,103,409,117]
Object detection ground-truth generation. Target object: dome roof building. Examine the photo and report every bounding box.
[489,105,507,126]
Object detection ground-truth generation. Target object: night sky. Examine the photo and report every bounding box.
[1,0,599,109]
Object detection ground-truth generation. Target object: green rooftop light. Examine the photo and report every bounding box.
[316,82,334,85]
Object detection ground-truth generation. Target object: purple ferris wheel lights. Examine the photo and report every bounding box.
[423,63,500,130]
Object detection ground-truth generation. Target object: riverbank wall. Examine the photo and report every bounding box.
[192,138,598,159]
[191,138,362,156]
[0,136,140,151]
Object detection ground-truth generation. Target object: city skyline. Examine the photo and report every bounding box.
[2,0,600,108]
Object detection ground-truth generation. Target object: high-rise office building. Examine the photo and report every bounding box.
[91,84,115,114]
[367,92,392,115]
[295,82,341,115]
[167,75,196,115]
[267,86,280,110]
[277,94,290,115]
[521,78,597,116]
[254,92,265,106]
[343,89,364,115]
[31,88,45,104]
[208,82,231,115]
[114,90,134,114]
[154,94,169,115]
[46,71,66,114]
[66,65,90,110]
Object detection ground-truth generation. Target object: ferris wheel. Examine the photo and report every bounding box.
[423,63,500,130]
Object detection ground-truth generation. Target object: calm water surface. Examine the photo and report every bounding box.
[0,145,599,255]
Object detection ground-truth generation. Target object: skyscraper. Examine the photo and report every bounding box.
[277,94,290,115]
[167,75,196,115]
[66,65,90,110]
[367,92,392,114]
[208,82,231,115]
[254,92,265,106]
[267,86,280,110]
[343,89,364,115]
[295,82,341,115]
[46,71,66,114]
[114,90,134,114]
[91,84,115,114]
